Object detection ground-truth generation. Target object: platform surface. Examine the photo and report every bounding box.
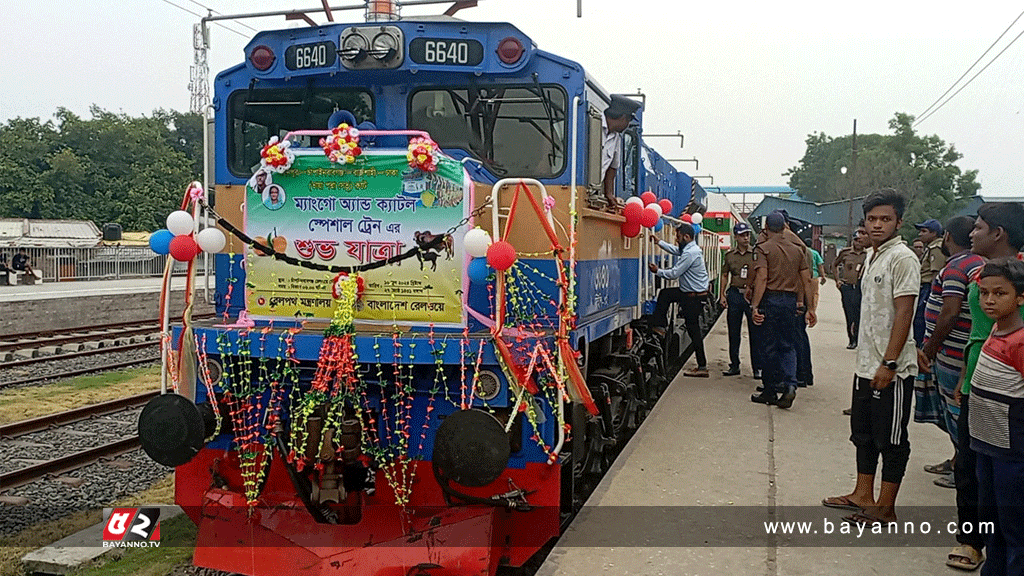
[0,276,196,302]
[538,286,963,575]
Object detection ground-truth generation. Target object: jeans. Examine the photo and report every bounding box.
[726,287,762,372]
[976,452,1024,576]
[954,394,984,549]
[760,292,798,396]
[914,282,930,347]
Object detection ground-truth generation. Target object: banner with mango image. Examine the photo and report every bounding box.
[244,151,470,326]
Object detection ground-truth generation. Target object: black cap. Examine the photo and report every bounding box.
[606,94,642,120]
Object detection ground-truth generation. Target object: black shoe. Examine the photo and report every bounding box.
[753,370,762,380]
[755,385,764,393]
[846,343,857,350]
[751,391,778,405]
[842,408,852,416]
[796,381,807,388]
[723,367,741,376]
[776,386,796,409]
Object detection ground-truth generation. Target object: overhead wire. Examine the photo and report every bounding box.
[157,0,252,39]
[183,0,260,33]
[913,8,1024,127]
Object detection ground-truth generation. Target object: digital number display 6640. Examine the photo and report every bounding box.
[409,38,484,66]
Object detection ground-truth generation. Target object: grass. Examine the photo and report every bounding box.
[0,474,179,576]
[0,365,161,424]
[70,513,197,576]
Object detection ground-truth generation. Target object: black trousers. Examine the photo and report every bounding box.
[726,287,762,372]
[761,292,798,395]
[955,394,985,549]
[914,282,930,347]
[652,288,707,368]
[795,312,812,385]
[839,283,860,345]
[850,375,913,484]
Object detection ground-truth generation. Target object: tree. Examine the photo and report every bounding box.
[784,113,980,238]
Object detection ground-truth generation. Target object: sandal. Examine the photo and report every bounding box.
[821,495,866,511]
[934,473,957,489]
[946,545,984,571]
[924,459,953,474]
[683,367,709,378]
[841,511,892,527]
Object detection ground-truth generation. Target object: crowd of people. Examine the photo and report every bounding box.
[643,190,1024,574]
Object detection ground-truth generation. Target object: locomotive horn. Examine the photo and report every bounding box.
[138,393,215,467]
[432,409,510,487]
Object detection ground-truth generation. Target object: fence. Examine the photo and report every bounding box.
[0,246,214,283]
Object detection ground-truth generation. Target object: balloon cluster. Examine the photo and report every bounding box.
[149,210,226,262]
[320,123,362,164]
[463,227,514,283]
[260,136,295,173]
[331,272,366,301]
[621,191,673,238]
[407,136,439,172]
[681,211,704,235]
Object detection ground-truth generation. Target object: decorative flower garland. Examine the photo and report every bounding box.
[260,136,295,173]
[407,136,439,172]
[320,124,362,165]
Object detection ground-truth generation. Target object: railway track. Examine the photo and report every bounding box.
[0,393,157,493]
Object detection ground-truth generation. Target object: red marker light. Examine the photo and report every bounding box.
[496,37,523,64]
[250,45,275,71]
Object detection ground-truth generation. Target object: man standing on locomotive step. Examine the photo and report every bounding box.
[823,190,919,525]
[750,212,813,409]
[720,222,762,378]
[601,95,641,211]
[648,222,710,378]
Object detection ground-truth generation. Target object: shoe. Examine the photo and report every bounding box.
[842,408,852,416]
[933,473,956,489]
[846,343,857,350]
[751,391,778,405]
[753,370,762,380]
[776,386,796,409]
[683,367,709,378]
[924,459,953,475]
[723,367,741,377]
[796,381,807,388]
[755,385,764,393]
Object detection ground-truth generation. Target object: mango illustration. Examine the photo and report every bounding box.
[254,236,271,256]
[272,235,288,253]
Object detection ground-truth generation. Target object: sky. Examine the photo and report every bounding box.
[2,1,1021,195]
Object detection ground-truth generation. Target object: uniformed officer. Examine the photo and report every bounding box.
[913,218,946,345]
[750,212,814,409]
[719,222,762,378]
[833,227,868,349]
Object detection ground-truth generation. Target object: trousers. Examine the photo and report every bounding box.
[850,375,913,484]
[760,292,798,396]
[652,288,707,368]
[726,287,762,372]
[839,283,860,345]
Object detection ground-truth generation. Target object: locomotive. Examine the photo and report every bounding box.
[139,3,718,575]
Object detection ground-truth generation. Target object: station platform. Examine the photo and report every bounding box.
[0,276,193,303]
[538,287,960,575]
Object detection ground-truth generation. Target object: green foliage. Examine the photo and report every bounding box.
[785,113,980,239]
[0,107,203,231]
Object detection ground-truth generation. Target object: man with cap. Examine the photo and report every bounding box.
[750,212,814,408]
[914,218,947,346]
[648,222,711,378]
[833,226,869,349]
[720,222,762,377]
[601,95,641,210]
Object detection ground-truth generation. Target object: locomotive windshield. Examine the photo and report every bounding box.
[408,85,567,178]
[228,87,374,176]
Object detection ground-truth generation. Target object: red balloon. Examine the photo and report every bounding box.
[169,235,200,262]
[623,202,644,224]
[486,240,517,271]
[641,191,658,206]
[621,221,641,238]
[640,207,660,228]
[659,199,673,215]
[681,213,693,223]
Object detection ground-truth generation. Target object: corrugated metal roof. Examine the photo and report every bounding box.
[0,218,101,248]
[748,196,868,227]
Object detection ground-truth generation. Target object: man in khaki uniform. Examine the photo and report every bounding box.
[750,212,815,409]
[719,222,762,378]
[914,219,946,345]
[834,228,868,349]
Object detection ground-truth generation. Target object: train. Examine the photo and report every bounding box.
[138,3,722,575]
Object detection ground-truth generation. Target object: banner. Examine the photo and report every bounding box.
[245,151,469,326]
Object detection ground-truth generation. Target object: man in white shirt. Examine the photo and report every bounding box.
[601,95,641,210]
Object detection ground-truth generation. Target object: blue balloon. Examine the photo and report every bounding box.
[692,223,702,235]
[467,258,493,283]
[328,109,357,129]
[149,229,174,255]
[653,219,664,232]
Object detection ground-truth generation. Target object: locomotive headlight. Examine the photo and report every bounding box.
[340,33,368,61]
[205,357,223,386]
[474,370,501,401]
[370,31,399,60]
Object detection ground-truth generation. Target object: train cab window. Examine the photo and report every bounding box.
[408,86,567,178]
[228,87,373,177]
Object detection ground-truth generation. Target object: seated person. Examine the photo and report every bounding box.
[12,249,35,279]
[0,253,9,284]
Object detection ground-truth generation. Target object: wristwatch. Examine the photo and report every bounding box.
[881,360,898,371]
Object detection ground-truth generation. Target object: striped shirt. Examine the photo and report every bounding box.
[969,325,1024,460]
[922,251,985,370]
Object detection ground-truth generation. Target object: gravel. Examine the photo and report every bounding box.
[0,344,160,389]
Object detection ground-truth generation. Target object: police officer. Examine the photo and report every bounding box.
[913,218,946,346]
[833,227,868,349]
[750,212,814,409]
[719,222,762,378]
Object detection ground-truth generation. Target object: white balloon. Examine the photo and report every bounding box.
[167,211,195,236]
[691,212,704,225]
[625,196,644,207]
[649,203,663,218]
[196,227,226,253]
[464,227,493,258]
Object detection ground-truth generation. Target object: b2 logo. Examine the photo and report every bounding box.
[102,508,161,542]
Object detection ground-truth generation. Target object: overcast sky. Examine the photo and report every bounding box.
[3,1,1021,195]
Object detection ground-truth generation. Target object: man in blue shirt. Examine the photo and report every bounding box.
[648,222,710,377]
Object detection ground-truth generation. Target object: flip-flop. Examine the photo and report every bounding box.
[821,495,864,511]
[924,459,953,474]
[946,545,985,571]
[934,474,957,489]
[841,512,891,526]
